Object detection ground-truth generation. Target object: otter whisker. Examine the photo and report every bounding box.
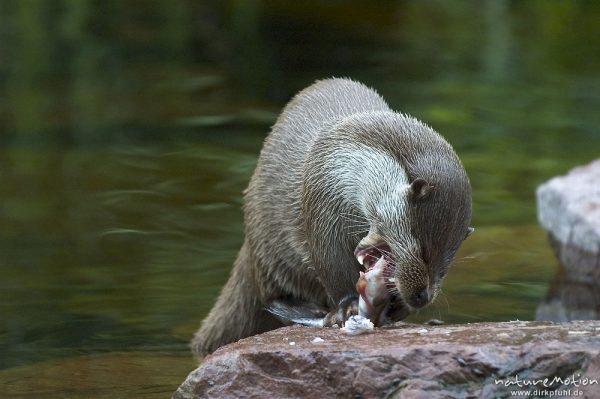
[339,211,369,221]
[348,230,370,239]
[377,247,393,257]
[452,253,480,265]
[438,289,450,314]
[344,226,370,237]
[343,224,369,231]
[339,213,370,226]
[345,226,370,238]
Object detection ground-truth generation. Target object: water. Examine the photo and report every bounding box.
[1,1,600,397]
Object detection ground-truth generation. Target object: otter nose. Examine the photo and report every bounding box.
[410,289,429,308]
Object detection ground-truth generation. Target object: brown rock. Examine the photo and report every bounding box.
[174,321,600,399]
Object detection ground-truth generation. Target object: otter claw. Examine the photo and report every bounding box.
[323,295,359,327]
[384,296,410,323]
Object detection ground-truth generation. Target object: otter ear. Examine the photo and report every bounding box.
[409,178,432,201]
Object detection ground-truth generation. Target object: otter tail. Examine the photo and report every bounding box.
[191,241,281,355]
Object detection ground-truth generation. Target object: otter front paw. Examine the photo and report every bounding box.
[323,295,359,327]
[383,295,410,323]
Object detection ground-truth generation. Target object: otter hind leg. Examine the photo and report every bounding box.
[191,241,282,355]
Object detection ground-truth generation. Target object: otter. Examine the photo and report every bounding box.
[192,78,472,355]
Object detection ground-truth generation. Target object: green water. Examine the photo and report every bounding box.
[1,1,600,397]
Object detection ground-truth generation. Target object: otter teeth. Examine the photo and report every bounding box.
[357,254,365,265]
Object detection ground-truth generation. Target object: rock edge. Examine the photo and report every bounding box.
[174,321,600,399]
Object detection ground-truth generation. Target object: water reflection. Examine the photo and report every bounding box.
[536,235,600,321]
[1,352,196,399]
[536,267,600,322]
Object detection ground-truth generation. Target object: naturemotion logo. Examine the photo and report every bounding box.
[494,374,598,389]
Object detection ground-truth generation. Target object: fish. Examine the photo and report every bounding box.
[355,254,391,325]
[266,253,393,329]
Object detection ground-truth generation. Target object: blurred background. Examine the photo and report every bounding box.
[1,1,599,397]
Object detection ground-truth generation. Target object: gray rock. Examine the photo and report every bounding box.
[174,321,600,399]
[537,158,600,287]
[537,159,600,255]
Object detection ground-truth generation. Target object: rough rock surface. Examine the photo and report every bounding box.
[536,159,600,284]
[173,321,600,399]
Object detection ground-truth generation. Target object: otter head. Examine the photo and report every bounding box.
[344,113,473,313]
[302,111,472,313]
[354,169,473,312]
